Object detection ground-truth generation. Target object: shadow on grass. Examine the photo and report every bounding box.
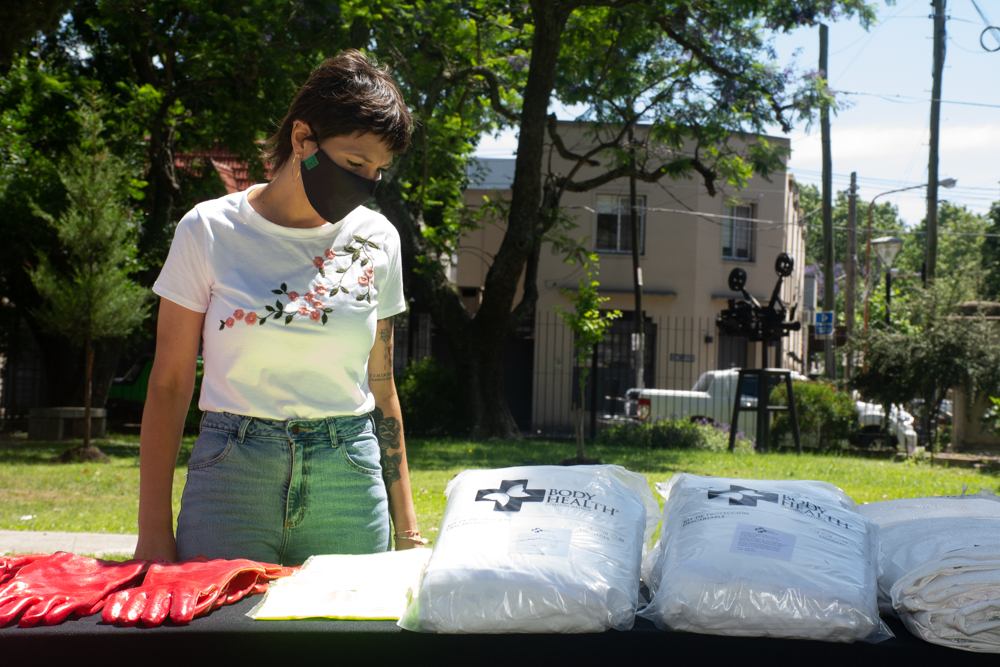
[0,436,194,468]
[405,438,577,470]
[405,437,693,474]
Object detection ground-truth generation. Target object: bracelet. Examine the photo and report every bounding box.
[393,530,428,545]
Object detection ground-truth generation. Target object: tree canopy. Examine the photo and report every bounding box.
[2,0,905,437]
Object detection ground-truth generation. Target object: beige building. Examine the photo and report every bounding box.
[457,123,807,435]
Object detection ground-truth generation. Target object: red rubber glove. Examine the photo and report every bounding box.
[101,555,296,626]
[0,553,49,585]
[0,552,148,627]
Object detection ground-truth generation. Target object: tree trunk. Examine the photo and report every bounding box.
[53,334,109,463]
[375,3,572,439]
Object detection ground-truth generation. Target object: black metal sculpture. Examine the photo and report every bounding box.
[716,252,802,351]
[716,252,802,454]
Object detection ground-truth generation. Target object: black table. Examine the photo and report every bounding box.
[2,595,994,666]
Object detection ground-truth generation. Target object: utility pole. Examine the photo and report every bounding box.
[820,23,836,381]
[845,172,858,380]
[926,0,947,282]
[628,126,644,390]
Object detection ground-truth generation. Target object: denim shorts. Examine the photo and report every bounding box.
[176,411,390,566]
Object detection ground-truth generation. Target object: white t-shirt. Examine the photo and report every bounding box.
[153,184,407,419]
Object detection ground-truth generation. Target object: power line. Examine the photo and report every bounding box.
[837,89,1000,109]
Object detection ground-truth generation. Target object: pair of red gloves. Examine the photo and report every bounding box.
[0,552,296,628]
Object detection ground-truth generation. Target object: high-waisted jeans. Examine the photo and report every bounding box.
[176,411,390,566]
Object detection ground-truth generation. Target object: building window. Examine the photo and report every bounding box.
[596,195,645,254]
[722,204,755,261]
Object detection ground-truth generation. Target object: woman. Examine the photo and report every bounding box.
[134,50,422,565]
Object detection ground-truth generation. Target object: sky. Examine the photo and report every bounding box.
[474,0,1000,227]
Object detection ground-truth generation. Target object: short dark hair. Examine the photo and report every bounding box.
[263,50,411,171]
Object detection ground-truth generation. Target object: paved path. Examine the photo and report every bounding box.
[0,530,137,557]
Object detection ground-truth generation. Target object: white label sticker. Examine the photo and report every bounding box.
[509,527,572,556]
[730,523,796,561]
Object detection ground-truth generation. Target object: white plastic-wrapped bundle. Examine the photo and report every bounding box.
[641,474,890,643]
[399,465,659,634]
[858,493,1000,652]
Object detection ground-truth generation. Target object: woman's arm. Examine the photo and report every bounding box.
[368,317,422,550]
[134,298,205,562]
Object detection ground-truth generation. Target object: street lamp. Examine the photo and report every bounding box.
[872,236,904,325]
[863,178,956,336]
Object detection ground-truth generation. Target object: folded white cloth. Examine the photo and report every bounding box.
[641,474,889,643]
[859,493,1000,652]
[247,550,432,620]
[400,465,659,634]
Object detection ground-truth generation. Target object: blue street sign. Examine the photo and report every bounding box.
[815,311,834,338]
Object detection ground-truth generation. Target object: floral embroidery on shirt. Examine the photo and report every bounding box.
[218,235,379,330]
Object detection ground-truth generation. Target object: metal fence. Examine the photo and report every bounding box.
[531,310,778,438]
[0,319,46,426]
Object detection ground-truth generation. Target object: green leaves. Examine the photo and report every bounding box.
[553,256,621,410]
[24,94,151,346]
[356,294,367,301]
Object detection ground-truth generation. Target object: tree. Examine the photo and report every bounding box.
[0,55,110,411]
[2,2,355,413]
[554,256,620,462]
[28,96,150,460]
[0,0,74,69]
[369,0,877,437]
[849,280,1000,453]
[63,0,356,268]
[982,203,1000,301]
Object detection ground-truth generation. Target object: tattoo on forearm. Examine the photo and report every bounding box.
[379,321,393,368]
[369,372,392,382]
[372,406,402,488]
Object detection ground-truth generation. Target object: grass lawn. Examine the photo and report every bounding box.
[2,434,996,548]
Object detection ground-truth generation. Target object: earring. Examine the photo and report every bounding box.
[292,151,301,181]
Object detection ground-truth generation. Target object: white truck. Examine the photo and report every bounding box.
[623,369,918,450]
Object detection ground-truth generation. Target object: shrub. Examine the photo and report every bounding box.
[599,418,754,453]
[770,381,857,449]
[396,357,467,436]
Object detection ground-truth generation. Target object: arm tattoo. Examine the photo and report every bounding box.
[369,372,393,382]
[379,321,393,368]
[372,406,402,488]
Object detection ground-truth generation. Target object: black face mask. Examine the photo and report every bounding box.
[299,141,379,223]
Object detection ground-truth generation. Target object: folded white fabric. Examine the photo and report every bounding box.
[247,549,432,620]
[641,474,890,643]
[858,493,1000,652]
[399,465,659,634]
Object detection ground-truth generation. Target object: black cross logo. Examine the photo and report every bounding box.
[475,479,546,512]
[707,484,779,507]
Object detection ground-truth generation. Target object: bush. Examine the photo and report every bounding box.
[770,381,857,449]
[396,357,467,436]
[599,418,754,453]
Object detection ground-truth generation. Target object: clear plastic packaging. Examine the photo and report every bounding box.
[640,474,891,643]
[399,464,659,634]
[247,550,431,620]
[858,492,1000,652]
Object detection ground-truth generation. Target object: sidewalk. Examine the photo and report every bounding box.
[0,530,137,558]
